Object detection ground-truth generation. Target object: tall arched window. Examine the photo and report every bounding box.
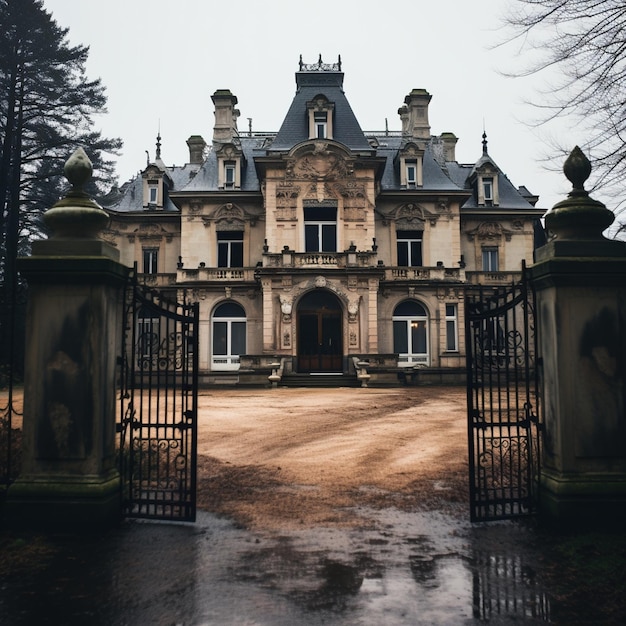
[393,300,429,366]
[212,302,246,370]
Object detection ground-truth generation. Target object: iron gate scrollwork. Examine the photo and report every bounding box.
[118,272,199,521]
[466,267,542,522]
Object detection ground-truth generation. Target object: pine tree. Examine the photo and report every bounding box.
[0,0,121,381]
[0,0,121,291]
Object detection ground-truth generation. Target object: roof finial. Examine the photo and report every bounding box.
[482,130,488,155]
[337,54,342,71]
[299,54,303,70]
[156,128,162,160]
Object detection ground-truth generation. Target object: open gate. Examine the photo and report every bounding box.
[465,267,542,522]
[118,273,199,521]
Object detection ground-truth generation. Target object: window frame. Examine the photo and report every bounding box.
[142,247,158,274]
[482,247,499,272]
[217,230,244,268]
[445,303,458,352]
[304,205,337,253]
[396,229,423,267]
[393,301,429,366]
[211,302,246,371]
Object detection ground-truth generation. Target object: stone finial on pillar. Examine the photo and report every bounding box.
[536,146,625,260]
[544,146,614,241]
[33,147,118,260]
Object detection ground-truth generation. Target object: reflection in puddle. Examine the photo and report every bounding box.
[470,552,552,621]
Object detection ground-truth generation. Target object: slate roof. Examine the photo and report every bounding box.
[107,68,539,214]
[269,70,373,153]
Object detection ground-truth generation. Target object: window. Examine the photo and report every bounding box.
[396,230,423,267]
[445,304,458,351]
[217,231,244,267]
[304,206,337,252]
[314,112,327,139]
[143,248,158,274]
[406,160,417,186]
[393,300,429,365]
[212,302,246,370]
[482,247,499,272]
[483,177,494,206]
[224,161,236,188]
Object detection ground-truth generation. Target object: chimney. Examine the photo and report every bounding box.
[211,89,240,146]
[403,89,432,140]
[186,135,206,164]
[440,132,458,162]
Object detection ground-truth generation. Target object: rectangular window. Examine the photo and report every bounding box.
[314,111,327,139]
[143,248,158,274]
[482,247,499,272]
[224,162,236,188]
[445,304,458,351]
[304,206,337,252]
[217,231,244,267]
[396,230,423,267]
[406,161,417,186]
[483,177,493,205]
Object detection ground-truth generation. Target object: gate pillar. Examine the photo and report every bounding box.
[6,149,129,528]
[530,147,626,526]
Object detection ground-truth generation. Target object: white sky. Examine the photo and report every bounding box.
[42,0,586,211]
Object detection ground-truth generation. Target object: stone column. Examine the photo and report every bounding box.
[530,147,626,525]
[7,149,129,528]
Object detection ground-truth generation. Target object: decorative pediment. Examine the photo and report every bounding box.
[215,142,242,159]
[285,141,354,181]
[466,221,514,242]
[128,222,173,242]
[211,202,258,228]
[392,203,437,228]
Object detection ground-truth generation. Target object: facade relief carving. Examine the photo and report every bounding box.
[466,221,514,242]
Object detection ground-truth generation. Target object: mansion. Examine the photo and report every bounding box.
[104,57,545,385]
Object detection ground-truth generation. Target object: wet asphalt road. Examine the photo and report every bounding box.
[0,507,559,626]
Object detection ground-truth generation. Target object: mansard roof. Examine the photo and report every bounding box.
[268,59,373,153]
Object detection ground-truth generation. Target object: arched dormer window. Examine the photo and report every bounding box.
[217,144,245,190]
[397,142,424,188]
[307,95,335,140]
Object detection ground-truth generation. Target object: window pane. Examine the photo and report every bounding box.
[410,241,422,266]
[411,320,427,354]
[214,302,246,317]
[393,320,408,353]
[446,320,457,351]
[218,242,228,267]
[321,224,336,252]
[231,242,243,267]
[212,321,227,355]
[394,301,427,317]
[397,241,409,266]
[231,321,246,355]
[305,224,319,252]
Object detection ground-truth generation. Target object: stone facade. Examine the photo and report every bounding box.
[105,58,545,385]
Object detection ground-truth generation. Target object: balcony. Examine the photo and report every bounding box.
[264,250,377,269]
[176,267,257,283]
[383,266,465,282]
[465,271,522,285]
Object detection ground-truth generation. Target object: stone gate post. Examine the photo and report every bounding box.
[530,147,626,525]
[7,149,129,527]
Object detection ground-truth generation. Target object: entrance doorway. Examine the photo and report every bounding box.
[297,290,343,373]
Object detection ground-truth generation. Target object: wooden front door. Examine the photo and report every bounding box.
[297,291,343,373]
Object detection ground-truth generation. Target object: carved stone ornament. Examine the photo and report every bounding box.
[347,296,360,322]
[467,221,514,242]
[279,294,293,322]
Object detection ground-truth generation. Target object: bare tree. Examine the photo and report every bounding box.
[501,0,626,236]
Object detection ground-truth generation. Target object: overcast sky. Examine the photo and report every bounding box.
[42,0,584,211]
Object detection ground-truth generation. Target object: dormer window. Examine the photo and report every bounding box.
[307,96,334,140]
[406,161,417,187]
[314,112,327,139]
[217,145,243,189]
[224,162,236,188]
[148,183,158,205]
[398,143,424,188]
[483,177,494,206]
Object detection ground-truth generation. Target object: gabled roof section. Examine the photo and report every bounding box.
[269,56,373,153]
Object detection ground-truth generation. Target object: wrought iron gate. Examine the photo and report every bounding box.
[465,268,542,522]
[118,274,199,521]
